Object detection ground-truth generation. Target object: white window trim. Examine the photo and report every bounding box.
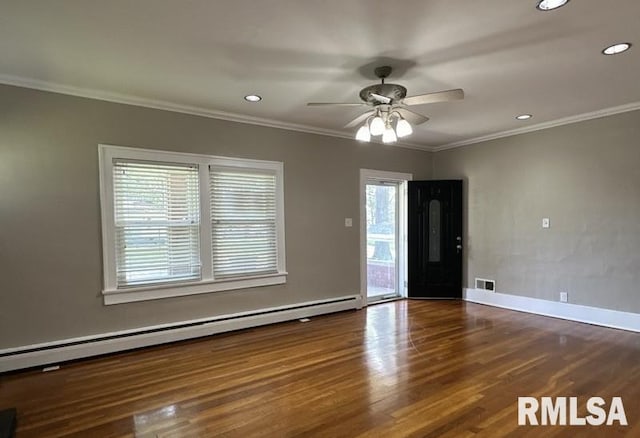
[99,144,287,305]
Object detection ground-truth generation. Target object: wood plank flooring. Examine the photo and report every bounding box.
[1,300,639,437]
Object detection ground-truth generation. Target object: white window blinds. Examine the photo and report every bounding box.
[113,160,201,287]
[210,169,278,278]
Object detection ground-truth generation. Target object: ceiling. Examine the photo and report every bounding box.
[1,0,639,150]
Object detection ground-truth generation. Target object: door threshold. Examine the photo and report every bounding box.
[367,296,404,305]
[407,297,461,300]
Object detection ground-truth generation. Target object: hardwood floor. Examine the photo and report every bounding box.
[1,300,639,437]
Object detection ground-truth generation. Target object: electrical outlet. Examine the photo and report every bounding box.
[560,292,568,303]
[542,218,550,228]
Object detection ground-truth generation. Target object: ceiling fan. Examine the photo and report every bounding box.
[307,66,464,143]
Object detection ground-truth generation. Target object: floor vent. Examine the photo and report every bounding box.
[475,278,495,291]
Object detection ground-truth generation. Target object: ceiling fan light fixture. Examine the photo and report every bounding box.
[382,126,398,144]
[308,66,463,139]
[536,0,569,11]
[396,118,413,138]
[355,125,371,142]
[602,42,631,55]
[369,116,385,136]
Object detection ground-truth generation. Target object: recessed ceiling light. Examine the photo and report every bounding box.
[516,114,533,120]
[244,94,262,102]
[536,0,569,11]
[602,43,632,55]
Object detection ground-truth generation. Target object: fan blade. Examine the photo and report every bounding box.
[396,107,430,125]
[345,110,375,129]
[307,102,364,107]
[403,88,464,106]
[369,93,391,104]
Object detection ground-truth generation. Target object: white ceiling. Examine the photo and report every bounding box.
[1,0,639,150]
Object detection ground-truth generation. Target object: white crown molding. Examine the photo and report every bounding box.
[4,74,638,154]
[0,74,431,152]
[435,101,640,151]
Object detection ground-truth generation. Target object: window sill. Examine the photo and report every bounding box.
[102,272,288,305]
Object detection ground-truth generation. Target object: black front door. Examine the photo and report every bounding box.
[408,180,463,299]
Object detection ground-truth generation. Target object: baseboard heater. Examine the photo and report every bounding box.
[0,295,361,373]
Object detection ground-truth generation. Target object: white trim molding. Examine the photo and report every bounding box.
[0,74,427,152]
[3,75,639,153]
[436,102,640,151]
[0,295,362,373]
[3,75,640,153]
[103,273,288,305]
[464,288,640,333]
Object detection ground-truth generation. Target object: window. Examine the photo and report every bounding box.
[113,160,201,287]
[428,199,441,263]
[210,169,278,278]
[99,145,286,305]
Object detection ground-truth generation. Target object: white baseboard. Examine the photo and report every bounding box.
[0,295,362,373]
[464,288,640,333]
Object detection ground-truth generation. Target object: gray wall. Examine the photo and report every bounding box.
[433,110,640,313]
[0,84,433,348]
[3,82,638,350]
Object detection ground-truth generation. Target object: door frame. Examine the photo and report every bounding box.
[359,169,412,307]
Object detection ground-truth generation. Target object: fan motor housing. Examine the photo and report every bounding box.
[359,83,407,105]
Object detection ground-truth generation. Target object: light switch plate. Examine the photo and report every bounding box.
[560,292,568,303]
[542,218,550,228]
[345,218,353,227]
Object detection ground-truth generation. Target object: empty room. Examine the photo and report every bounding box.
[1,1,639,437]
